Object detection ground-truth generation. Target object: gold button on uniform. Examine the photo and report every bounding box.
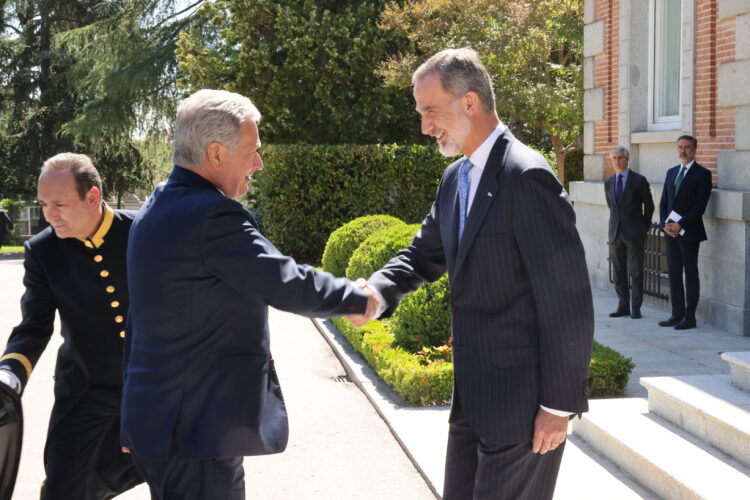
[100,270,110,278]
[106,286,115,293]
[119,331,126,338]
[115,315,124,323]
[94,255,103,262]
[111,301,120,308]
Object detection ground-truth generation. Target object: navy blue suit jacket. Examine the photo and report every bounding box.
[369,130,594,445]
[658,162,712,242]
[121,166,368,460]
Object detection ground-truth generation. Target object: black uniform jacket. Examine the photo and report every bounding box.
[0,206,135,433]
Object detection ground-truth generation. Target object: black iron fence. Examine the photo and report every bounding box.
[609,223,669,301]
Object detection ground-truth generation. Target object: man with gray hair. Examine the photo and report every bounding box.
[604,146,655,319]
[0,153,143,498]
[359,48,594,499]
[121,89,379,499]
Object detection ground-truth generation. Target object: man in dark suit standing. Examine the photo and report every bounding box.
[658,135,712,330]
[604,146,655,319]
[0,153,143,498]
[121,89,378,500]
[354,48,594,500]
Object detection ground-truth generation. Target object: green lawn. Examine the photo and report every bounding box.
[0,246,23,253]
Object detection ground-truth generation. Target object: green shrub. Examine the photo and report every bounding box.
[331,317,452,406]
[588,340,635,397]
[345,223,421,280]
[393,274,451,352]
[251,144,446,263]
[321,215,405,277]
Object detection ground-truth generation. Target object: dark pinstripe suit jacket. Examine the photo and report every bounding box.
[369,130,594,444]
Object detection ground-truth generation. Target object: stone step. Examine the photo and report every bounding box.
[641,374,750,468]
[721,351,750,392]
[572,398,750,499]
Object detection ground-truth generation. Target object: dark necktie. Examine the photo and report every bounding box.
[615,174,623,205]
[674,166,687,195]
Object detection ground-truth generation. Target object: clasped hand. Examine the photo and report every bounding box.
[663,222,681,238]
[347,278,380,327]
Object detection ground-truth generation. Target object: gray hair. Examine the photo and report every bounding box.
[41,153,102,200]
[412,48,496,113]
[610,146,630,159]
[172,89,261,169]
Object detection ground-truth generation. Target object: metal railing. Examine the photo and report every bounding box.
[608,223,669,301]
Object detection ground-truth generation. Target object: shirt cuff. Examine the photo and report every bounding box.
[368,285,387,319]
[0,367,22,394]
[539,405,573,417]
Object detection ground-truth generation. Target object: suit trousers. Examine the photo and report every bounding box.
[609,235,645,311]
[132,452,245,500]
[443,395,564,500]
[665,236,700,321]
[41,384,142,500]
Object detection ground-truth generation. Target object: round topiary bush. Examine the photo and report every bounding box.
[345,223,421,281]
[393,274,451,352]
[321,214,405,277]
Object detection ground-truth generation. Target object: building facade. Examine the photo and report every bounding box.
[573,0,750,334]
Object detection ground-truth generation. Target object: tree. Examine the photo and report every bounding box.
[176,0,421,145]
[0,1,199,202]
[377,0,583,184]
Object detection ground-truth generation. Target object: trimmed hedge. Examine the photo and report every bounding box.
[392,274,451,352]
[321,214,405,277]
[345,223,422,280]
[588,340,635,397]
[250,144,446,263]
[332,317,453,406]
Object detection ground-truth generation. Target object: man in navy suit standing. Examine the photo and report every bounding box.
[121,89,378,500]
[357,48,594,500]
[658,135,713,330]
[604,146,655,319]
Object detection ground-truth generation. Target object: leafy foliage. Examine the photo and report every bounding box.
[346,223,421,280]
[393,274,451,351]
[588,340,635,397]
[176,0,421,144]
[0,1,198,202]
[322,214,406,277]
[377,0,583,183]
[251,144,445,263]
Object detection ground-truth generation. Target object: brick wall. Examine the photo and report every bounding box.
[694,0,735,182]
[593,0,620,178]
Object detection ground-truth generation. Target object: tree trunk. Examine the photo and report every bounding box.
[551,134,566,187]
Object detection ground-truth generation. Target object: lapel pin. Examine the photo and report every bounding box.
[487,192,493,197]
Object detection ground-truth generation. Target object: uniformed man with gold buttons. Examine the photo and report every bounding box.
[0,153,143,499]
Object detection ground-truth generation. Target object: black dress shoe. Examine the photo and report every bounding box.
[658,317,682,327]
[631,310,642,319]
[674,319,697,330]
[609,308,630,318]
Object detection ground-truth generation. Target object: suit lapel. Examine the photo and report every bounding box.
[452,131,513,277]
[620,171,635,205]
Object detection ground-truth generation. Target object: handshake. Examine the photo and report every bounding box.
[347,278,383,328]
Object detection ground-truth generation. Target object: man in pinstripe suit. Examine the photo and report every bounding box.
[357,48,594,499]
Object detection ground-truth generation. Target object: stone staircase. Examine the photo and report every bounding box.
[572,352,750,499]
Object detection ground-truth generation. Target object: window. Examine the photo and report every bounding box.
[649,0,682,130]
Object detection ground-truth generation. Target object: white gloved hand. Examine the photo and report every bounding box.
[0,368,21,394]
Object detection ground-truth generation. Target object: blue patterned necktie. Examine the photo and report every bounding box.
[615,174,623,205]
[674,166,687,195]
[458,158,474,242]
